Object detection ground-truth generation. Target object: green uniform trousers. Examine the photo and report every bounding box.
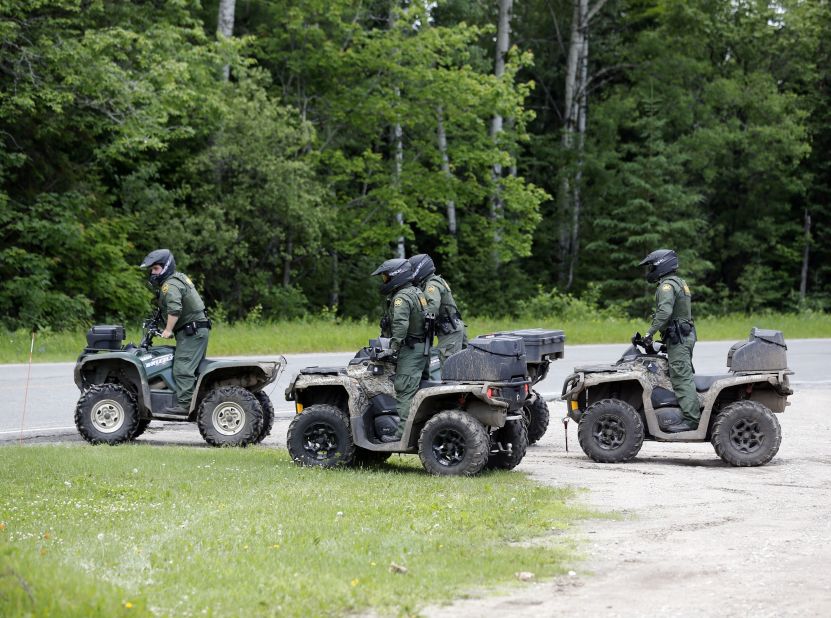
[394,345,430,437]
[436,328,466,366]
[667,331,698,423]
[173,327,210,406]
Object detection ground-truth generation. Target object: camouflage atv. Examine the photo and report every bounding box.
[561,328,794,467]
[285,334,544,476]
[74,319,283,447]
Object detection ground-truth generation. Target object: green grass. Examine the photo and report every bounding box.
[0,445,592,618]
[2,311,829,363]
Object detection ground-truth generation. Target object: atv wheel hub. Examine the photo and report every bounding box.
[91,399,125,433]
[302,422,339,460]
[591,414,626,450]
[431,428,466,467]
[730,418,763,453]
[212,402,246,435]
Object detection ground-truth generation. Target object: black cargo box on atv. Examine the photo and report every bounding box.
[497,328,565,362]
[727,327,788,372]
[441,335,527,382]
[85,325,125,351]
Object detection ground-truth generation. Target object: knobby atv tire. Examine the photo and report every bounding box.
[197,386,263,447]
[252,391,275,444]
[352,447,392,468]
[131,418,152,440]
[711,400,781,467]
[286,404,355,468]
[578,399,644,463]
[75,383,140,445]
[418,410,489,476]
[485,419,529,470]
[525,391,550,445]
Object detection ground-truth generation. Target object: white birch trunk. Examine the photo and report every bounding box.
[217,0,236,81]
[491,0,513,256]
[393,97,405,259]
[436,106,457,235]
[800,209,811,302]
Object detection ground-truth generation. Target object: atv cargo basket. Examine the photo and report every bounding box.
[727,327,788,372]
[85,324,125,351]
[441,335,527,382]
[497,328,565,362]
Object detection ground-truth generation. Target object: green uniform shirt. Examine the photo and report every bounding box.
[647,275,693,338]
[383,285,428,352]
[420,274,463,332]
[159,272,207,326]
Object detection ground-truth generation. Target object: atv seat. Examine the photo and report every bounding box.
[419,379,443,389]
[693,374,731,392]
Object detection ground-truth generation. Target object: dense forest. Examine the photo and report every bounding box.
[1,0,828,330]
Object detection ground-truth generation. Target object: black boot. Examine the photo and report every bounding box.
[379,434,399,443]
[665,419,698,433]
[163,403,188,415]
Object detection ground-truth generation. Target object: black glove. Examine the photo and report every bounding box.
[631,332,642,346]
[375,349,396,361]
[642,334,654,350]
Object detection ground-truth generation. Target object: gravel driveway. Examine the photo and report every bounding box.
[420,385,831,618]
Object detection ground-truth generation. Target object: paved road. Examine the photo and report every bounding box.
[2,339,828,436]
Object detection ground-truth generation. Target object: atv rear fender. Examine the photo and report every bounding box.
[191,360,283,418]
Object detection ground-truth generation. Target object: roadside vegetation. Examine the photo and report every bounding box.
[1,311,829,364]
[0,445,591,617]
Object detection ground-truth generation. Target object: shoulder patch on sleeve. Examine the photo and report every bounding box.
[661,284,672,291]
[683,284,691,295]
[394,298,403,307]
[161,283,170,294]
[426,285,435,294]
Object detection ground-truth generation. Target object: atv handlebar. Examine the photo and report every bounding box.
[631,332,666,355]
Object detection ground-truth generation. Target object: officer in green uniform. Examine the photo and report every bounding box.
[409,254,467,367]
[638,249,698,433]
[372,258,430,442]
[140,249,211,415]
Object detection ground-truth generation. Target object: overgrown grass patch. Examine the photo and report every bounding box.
[2,311,828,363]
[1,445,591,617]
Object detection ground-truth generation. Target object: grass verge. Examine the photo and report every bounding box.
[2,311,828,363]
[1,445,591,617]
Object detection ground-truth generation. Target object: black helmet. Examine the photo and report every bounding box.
[140,249,176,287]
[371,258,414,295]
[639,249,678,283]
[408,254,435,285]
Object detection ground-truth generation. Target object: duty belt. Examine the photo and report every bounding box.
[174,318,212,334]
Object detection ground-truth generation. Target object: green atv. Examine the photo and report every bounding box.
[74,318,283,447]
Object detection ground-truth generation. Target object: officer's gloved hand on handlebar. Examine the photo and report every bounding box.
[374,349,397,362]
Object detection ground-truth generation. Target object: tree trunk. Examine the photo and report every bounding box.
[217,0,236,81]
[799,208,811,302]
[491,0,513,257]
[560,0,601,289]
[329,250,339,309]
[282,235,293,287]
[389,5,406,259]
[393,113,405,259]
[437,106,457,235]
